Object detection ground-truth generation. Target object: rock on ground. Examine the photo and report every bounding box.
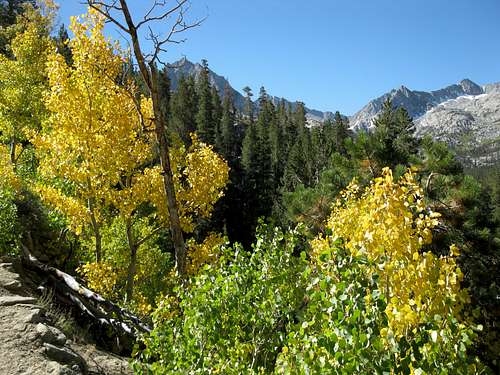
[0,257,132,375]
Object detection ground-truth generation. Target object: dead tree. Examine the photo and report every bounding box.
[85,0,204,276]
[20,246,151,355]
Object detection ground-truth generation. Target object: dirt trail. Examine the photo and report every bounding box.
[0,258,132,375]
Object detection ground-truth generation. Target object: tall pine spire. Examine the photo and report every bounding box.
[196,59,215,144]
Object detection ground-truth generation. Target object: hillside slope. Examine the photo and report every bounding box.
[0,257,131,375]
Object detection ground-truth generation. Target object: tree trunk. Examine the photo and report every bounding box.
[87,197,102,262]
[9,139,16,167]
[118,0,186,276]
[125,218,137,301]
[150,65,186,276]
[20,248,151,356]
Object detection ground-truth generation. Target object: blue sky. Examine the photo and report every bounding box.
[58,1,500,115]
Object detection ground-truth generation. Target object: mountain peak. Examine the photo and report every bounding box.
[396,85,411,96]
[458,78,483,95]
[168,56,195,70]
[165,57,335,122]
[350,78,489,131]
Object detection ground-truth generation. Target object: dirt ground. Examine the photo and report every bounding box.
[0,257,132,375]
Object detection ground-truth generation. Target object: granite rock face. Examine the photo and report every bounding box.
[415,88,500,166]
[349,79,500,166]
[0,257,132,375]
[349,79,485,131]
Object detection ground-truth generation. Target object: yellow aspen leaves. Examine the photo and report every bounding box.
[0,4,53,164]
[186,232,226,275]
[34,9,152,232]
[35,7,229,304]
[36,9,229,238]
[313,168,468,338]
[146,135,229,233]
[0,145,20,191]
[77,261,121,300]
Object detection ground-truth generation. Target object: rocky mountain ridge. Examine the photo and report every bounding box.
[165,58,499,165]
[349,79,485,131]
[165,57,334,122]
[349,78,500,166]
[415,85,500,167]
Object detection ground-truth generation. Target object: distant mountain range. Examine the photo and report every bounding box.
[415,83,500,167]
[165,58,334,122]
[349,79,500,166]
[166,58,499,166]
[349,79,484,130]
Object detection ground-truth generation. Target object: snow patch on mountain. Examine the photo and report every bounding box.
[415,88,500,167]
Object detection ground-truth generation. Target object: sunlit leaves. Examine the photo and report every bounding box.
[0,3,52,163]
[316,167,468,338]
[146,135,229,232]
[34,9,151,234]
[186,232,225,275]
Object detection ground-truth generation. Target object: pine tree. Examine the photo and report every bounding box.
[277,98,292,162]
[255,87,275,202]
[269,106,284,188]
[283,103,312,191]
[322,119,336,159]
[240,88,276,243]
[54,24,73,66]
[241,121,258,178]
[333,111,350,156]
[310,126,326,184]
[220,84,237,162]
[211,85,222,150]
[293,101,307,135]
[195,59,214,144]
[242,86,254,122]
[171,74,198,145]
[373,99,419,169]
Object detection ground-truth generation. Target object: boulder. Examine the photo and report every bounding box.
[36,323,67,346]
[43,343,86,372]
[0,295,37,306]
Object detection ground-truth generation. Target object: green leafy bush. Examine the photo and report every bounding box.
[277,244,486,374]
[134,223,488,374]
[134,225,308,374]
[0,188,20,255]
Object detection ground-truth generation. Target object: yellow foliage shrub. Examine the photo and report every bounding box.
[0,145,20,191]
[77,261,122,300]
[313,167,468,338]
[186,233,225,275]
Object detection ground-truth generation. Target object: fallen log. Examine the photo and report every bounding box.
[20,246,151,355]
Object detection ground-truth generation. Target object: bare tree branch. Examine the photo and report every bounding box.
[148,5,206,64]
[84,0,129,33]
[136,0,187,29]
[85,0,205,66]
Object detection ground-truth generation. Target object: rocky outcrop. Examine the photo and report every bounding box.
[349,79,485,131]
[0,256,132,375]
[348,79,500,166]
[415,89,500,167]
